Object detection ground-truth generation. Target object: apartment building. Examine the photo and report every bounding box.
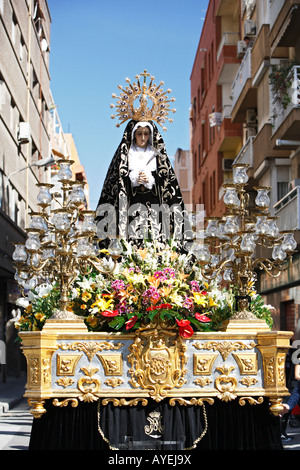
[0,0,52,377]
[191,0,300,336]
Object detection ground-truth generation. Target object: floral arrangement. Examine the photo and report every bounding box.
[15,239,273,336]
[269,61,298,110]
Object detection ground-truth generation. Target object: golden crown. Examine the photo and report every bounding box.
[110,70,176,131]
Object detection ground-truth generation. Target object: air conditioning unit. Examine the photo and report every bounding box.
[246,108,257,125]
[222,158,234,171]
[244,20,256,36]
[237,41,246,58]
[18,122,31,143]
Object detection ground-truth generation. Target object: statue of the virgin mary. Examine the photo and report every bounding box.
[95,71,192,249]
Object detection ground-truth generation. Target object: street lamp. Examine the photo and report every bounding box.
[6,156,55,182]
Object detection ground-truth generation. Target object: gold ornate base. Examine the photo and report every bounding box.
[221,309,270,333]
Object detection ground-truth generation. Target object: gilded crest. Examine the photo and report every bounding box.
[128,317,187,402]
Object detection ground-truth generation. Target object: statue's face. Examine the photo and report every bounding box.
[134,127,150,148]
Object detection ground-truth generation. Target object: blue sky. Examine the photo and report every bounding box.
[48,0,209,209]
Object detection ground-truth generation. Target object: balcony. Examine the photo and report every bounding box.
[269,1,300,53]
[270,65,300,140]
[231,48,257,122]
[274,186,300,231]
[233,135,254,168]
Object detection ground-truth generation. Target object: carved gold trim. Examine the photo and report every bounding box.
[232,353,258,375]
[193,353,218,375]
[194,377,213,387]
[52,398,79,408]
[59,341,124,361]
[56,354,82,375]
[56,377,75,388]
[239,376,258,387]
[193,340,256,360]
[215,365,238,402]
[239,396,264,406]
[102,398,148,407]
[104,378,124,388]
[169,397,214,406]
[78,366,101,402]
[97,353,123,375]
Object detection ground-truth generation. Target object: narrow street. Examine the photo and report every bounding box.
[0,399,32,451]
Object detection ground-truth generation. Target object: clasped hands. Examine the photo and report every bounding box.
[138,171,149,185]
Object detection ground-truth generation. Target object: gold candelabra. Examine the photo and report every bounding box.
[12,158,121,319]
[191,163,297,318]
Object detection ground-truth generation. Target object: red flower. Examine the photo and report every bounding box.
[101,310,119,317]
[195,313,211,323]
[176,319,194,338]
[125,315,138,330]
[146,303,172,311]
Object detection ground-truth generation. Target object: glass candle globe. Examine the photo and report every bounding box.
[53,211,71,231]
[70,182,85,205]
[29,213,48,232]
[223,216,239,235]
[25,231,40,252]
[194,244,211,264]
[281,232,297,252]
[255,187,270,208]
[205,218,220,237]
[76,238,92,257]
[223,186,240,207]
[57,159,73,181]
[12,243,27,262]
[82,211,97,233]
[233,164,249,185]
[37,184,53,206]
[272,244,287,261]
[108,238,123,256]
[240,233,256,253]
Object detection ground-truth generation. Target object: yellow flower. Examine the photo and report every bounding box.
[137,248,148,260]
[208,297,218,307]
[34,313,46,322]
[193,292,208,306]
[82,291,92,302]
[80,304,87,310]
[91,297,114,312]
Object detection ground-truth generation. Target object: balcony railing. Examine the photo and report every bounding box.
[274,186,300,231]
[217,32,240,62]
[270,65,300,134]
[231,48,252,109]
[233,135,254,167]
[269,0,285,30]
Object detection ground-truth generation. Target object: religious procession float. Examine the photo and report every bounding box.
[13,71,296,450]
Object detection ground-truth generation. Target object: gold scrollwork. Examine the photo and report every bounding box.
[239,397,264,406]
[59,341,124,361]
[77,366,101,402]
[97,353,123,375]
[102,398,148,407]
[193,340,256,360]
[169,397,214,406]
[194,377,213,387]
[52,398,79,408]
